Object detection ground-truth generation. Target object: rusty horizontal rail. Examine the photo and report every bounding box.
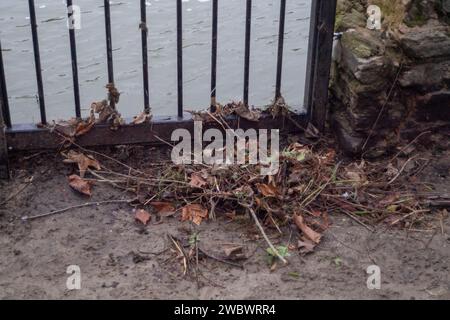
[6,113,307,152]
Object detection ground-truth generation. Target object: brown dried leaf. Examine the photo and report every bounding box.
[321,149,336,165]
[91,100,108,113]
[233,103,261,122]
[345,170,366,187]
[181,204,208,226]
[344,162,367,187]
[74,111,96,137]
[256,183,279,197]
[91,100,114,124]
[63,150,101,178]
[293,214,322,244]
[68,174,92,196]
[135,209,151,225]
[74,121,95,137]
[150,202,176,217]
[106,83,120,104]
[190,172,208,189]
[132,111,151,125]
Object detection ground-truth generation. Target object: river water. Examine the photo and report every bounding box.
[0,0,311,124]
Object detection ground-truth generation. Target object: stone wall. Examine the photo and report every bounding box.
[330,0,450,156]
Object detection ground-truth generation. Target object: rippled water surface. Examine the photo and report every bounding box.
[0,0,311,124]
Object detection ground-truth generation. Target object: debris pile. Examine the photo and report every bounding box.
[54,131,442,265]
[25,94,446,271]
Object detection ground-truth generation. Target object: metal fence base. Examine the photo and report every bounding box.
[5,113,307,152]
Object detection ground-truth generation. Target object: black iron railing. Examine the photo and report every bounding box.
[0,0,336,151]
[0,0,335,127]
[0,0,337,180]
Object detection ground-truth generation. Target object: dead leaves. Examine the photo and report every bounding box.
[91,100,113,123]
[256,183,280,198]
[56,84,127,142]
[181,204,208,226]
[190,172,208,189]
[187,101,262,123]
[68,175,92,196]
[74,111,96,137]
[344,161,368,188]
[282,143,311,163]
[135,209,151,225]
[106,83,120,105]
[132,111,151,125]
[63,150,101,178]
[293,214,322,244]
[136,203,176,226]
[150,202,176,217]
[91,99,124,131]
[233,103,261,122]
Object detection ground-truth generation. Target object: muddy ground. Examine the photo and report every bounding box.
[0,146,449,300]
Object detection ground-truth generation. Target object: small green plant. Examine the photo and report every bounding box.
[266,245,290,265]
[333,257,343,268]
[189,232,199,247]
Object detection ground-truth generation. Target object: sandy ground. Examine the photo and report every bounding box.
[0,148,449,300]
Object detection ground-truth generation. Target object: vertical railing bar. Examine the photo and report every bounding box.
[275,0,287,101]
[0,38,12,128]
[66,0,81,119]
[28,0,47,125]
[176,0,183,118]
[104,0,115,108]
[243,0,252,106]
[308,0,337,131]
[140,0,150,114]
[304,0,320,116]
[210,0,218,111]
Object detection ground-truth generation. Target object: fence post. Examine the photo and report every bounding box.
[304,0,337,131]
[0,97,9,180]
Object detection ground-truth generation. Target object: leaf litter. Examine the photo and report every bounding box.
[28,97,446,276]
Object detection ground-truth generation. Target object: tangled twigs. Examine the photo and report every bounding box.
[390,209,430,226]
[240,200,288,265]
[51,129,145,175]
[168,234,189,276]
[22,199,134,221]
[341,210,375,232]
[43,112,437,241]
